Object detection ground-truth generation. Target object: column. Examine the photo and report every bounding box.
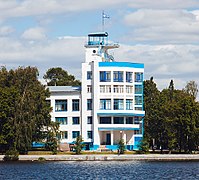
[111,131,114,145]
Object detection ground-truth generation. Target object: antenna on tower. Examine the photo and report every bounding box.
[102,10,110,31]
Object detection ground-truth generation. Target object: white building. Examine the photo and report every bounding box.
[47,32,145,151]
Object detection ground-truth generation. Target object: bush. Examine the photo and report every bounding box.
[137,139,149,154]
[38,157,46,161]
[3,150,19,161]
[117,139,126,155]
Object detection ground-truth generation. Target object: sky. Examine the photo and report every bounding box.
[0,0,199,92]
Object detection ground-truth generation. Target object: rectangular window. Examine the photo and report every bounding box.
[135,107,142,111]
[135,72,143,82]
[99,117,111,124]
[134,130,140,135]
[55,117,67,125]
[72,117,80,124]
[126,85,133,93]
[87,85,92,93]
[55,100,67,111]
[135,96,142,105]
[113,117,124,124]
[114,99,124,110]
[113,71,123,82]
[87,131,93,139]
[87,71,92,80]
[87,116,92,124]
[126,99,133,110]
[134,116,140,124]
[100,71,111,82]
[61,131,68,139]
[135,85,142,94]
[100,85,111,93]
[126,72,133,82]
[113,85,124,93]
[87,99,92,110]
[100,99,111,110]
[72,131,80,139]
[72,99,79,111]
[126,117,133,124]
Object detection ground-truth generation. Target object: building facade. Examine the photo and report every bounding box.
[47,32,145,151]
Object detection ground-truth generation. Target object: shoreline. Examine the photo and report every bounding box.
[1,154,199,162]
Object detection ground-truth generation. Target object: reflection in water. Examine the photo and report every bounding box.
[0,161,199,179]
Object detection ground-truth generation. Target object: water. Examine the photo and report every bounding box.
[0,161,199,180]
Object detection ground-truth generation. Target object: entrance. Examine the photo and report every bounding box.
[106,133,111,145]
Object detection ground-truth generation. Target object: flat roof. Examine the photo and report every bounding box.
[88,32,108,37]
[47,86,81,92]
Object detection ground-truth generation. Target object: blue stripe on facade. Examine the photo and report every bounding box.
[99,62,144,68]
[98,127,140,131]
[97,113,145,116]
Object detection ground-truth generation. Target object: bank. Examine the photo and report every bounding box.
[1,154,199,161]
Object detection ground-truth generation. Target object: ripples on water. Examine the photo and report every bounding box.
[0,161,199,180]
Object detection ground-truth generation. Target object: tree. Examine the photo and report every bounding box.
[183,81,198,100]
[43,67,81,86]
[0,66,52,154]
[117,139,126,154]
[73,136,84,154]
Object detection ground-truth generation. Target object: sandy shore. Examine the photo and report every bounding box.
[1,154,199,161]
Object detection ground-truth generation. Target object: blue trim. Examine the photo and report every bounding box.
[99,62,144,68]
[98,127,139,131]
[126,145,134,151]
[105,145,118,151]
[97,112,145,116]
[32,142,45,148]
[89,145,99,151]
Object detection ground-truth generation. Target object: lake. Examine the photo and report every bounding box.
[0,161,199,179]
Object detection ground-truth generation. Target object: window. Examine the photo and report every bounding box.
[126,72,133,82]
[135,107,142,111]
[135,72,143,82]
[113,117,124,124]
[100,117,111,124]
[126,85,133,93]
[87,99,92,110]
[134,130,140,135]
[113,71,123,82]
[87,116,92,124]
[72,99,79,111]
[55,117,67,125]
[126,117,133,124]
[100,71,111,82]
[100,85,111,93]
[113,85,124,93]
[87,85,92,93]
[87,131,93,139]
[126,99,133,110]
[62,131,68,139]
[100,99,111,110]
[55,100,67,111]
[72,117,80,124]
[72,131,80,139]
[135,85,142,94]
[87,71,92,80]
[135,96,142,105]
[134,117,140,124]
[114,99,124,110]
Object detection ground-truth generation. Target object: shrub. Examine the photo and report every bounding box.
[3,149,19,161]
[117,139,126,155]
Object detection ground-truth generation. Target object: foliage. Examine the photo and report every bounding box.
[3,149,19,161]
[0,66,52,154]
[117,139,126,154]
[144,78,199,153]
[45,121,60,155]
[43,67,81,86]
[183,81,198,100]
[73,136,84,155]
[137,139,149,153]
[38,157,46,161]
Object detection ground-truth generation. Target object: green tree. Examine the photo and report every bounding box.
[43,67,81,86]
[183,81,198,100]
[0,66,52,154]
[73,136,84,154]
[117,139,126,154]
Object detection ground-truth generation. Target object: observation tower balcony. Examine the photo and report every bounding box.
[85,32,119,49]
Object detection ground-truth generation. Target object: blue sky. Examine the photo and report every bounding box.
[0,0,199,92]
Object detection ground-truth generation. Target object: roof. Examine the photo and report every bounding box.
[88,32,108,37]
[47,86,81,93]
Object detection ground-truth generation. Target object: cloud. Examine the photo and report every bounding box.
[21,27,46,40]
[0,26,14,36]
[123,9,199,44]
